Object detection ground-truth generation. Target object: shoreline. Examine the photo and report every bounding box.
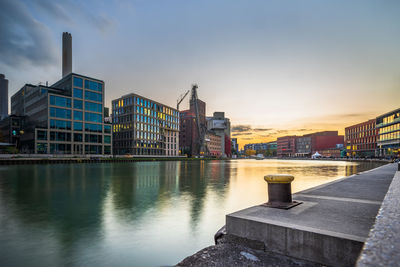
[0,156,391,165]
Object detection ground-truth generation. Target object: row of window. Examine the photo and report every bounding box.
[378,131,400,142]
[113,96,179,117]
[50,108,102,122]
[73,77,103,92]
[49,119,111,133]
[37,131,111,144]
[37,143,111,154]
[380,113,400,126]
[50,94,102,110]
[379,123,400,135]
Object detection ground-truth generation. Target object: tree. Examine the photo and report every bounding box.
[245,149,256,156]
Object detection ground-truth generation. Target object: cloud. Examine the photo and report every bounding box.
[253,128,273,132]
[31,0,114,33]
[0,0,58,68]
[232,125,252,132]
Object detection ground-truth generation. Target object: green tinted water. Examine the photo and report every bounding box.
[0,159,382,266]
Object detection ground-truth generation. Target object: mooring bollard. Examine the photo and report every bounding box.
[263,174,302,209]
[398,162,400,171]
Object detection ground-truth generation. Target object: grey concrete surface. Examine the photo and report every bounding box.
[226,163,397,266]
[357,171,400,267]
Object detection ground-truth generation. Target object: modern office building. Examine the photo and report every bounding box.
[10,73,112,154]
[112,93,179,156]
[277,136,297,157]
[376,108,400,157]
[207,112,231,157]
[0,74,8,120]
[345,119,377,157]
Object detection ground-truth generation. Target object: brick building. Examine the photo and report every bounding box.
[345,119,377,157]
[277,136,296,157]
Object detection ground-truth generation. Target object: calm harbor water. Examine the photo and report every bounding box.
[0,159,383,267]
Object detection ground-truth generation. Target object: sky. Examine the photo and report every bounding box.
[1,0,400,148]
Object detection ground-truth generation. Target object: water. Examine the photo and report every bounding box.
[0,159,383,267]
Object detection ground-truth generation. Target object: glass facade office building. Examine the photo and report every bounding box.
[376,108,400,157]
[11,73,112,154]
[112,93,179,156]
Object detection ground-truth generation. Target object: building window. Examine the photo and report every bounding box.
[104,125,111,133]
[74,99,83,109]
[85,123,102,133]
[104,146,111,154]
[37,130,47,140]
[85,80,103,92]
[73,77,83,88]
[50,107,71,119]
[50,132,71,141]
[50,143,71,154]
[85,134,102,143]
[85,101,102,112]
[85,112,102,123]
[74,133,83,142]
[74,122,83,131]
[85,145,102,154]
[36,143,47,154]
[74,88,83,99]
[50,119,71,130]
[104,135,111,144]
[85,91,102,102]
[50,95,71,108]
[74,111,83,121]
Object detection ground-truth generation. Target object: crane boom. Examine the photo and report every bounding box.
[177,90,190,110]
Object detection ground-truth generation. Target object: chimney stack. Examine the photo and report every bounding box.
[62,32,72,77]
[0,74,8,120]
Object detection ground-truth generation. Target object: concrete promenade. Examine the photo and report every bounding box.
[225,163,397,266]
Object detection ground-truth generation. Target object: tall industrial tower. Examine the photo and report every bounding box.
[62,32,72,77]
[0,74,8,120]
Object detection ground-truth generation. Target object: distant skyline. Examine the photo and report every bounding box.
[1,0,400,148]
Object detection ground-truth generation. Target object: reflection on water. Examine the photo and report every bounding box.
[0,160,382,266]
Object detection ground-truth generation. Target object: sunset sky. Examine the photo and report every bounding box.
[1,0,400,148]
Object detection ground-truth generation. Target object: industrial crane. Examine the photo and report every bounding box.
[176,90,190,110]
[190,84,210,156]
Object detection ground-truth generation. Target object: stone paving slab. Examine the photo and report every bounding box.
[298,164,396,201]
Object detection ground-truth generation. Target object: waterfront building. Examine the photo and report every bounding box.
[243,141,277,156]
[231,138,239,154]
[10,73,112,154]
[319,148,342,158]
[295,131,344,157]
[112,93,179,156]
[345,119,377,157]
[179,95,207,157]
[0,74,8,120]
[207,112,231,157]
[206,132,222,157]
[277,136,297,157]
[0,115,24,145]
[376,108,400,157]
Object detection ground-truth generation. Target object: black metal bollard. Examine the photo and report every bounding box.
[398,163,400,171]
[263,174,302,210]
